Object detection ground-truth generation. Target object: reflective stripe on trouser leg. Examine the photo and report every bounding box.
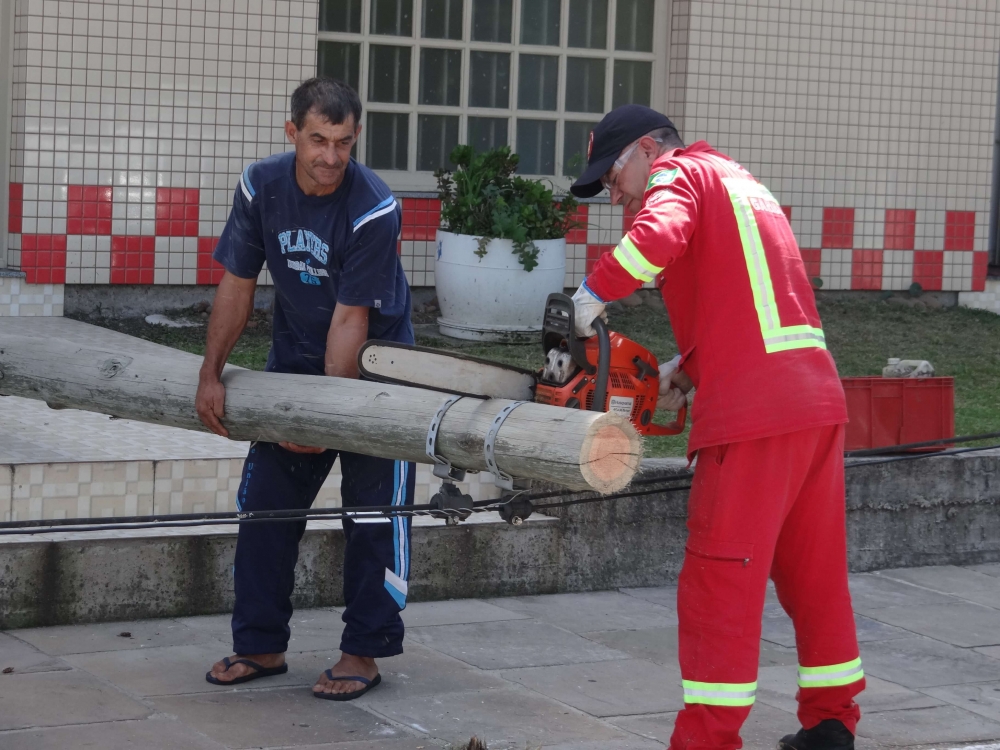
[798,657,864,689]
[682,680,757,707]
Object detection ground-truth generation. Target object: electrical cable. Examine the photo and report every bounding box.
[1,437,998,537]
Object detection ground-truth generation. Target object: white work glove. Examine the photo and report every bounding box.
[658,354,687,412]
[571,282,608,338]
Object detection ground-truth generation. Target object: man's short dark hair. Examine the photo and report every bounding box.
[290,77,362,130]
[648,125,685,149]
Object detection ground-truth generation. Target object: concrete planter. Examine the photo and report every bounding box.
[434,230,566,342]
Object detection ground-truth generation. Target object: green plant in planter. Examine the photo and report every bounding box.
[435,145,579,272]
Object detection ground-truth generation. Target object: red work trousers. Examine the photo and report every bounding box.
[669,424,864,750]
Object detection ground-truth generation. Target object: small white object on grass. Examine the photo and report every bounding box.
[144,314,201,328]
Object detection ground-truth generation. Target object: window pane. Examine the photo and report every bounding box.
[612,60,651,107]
[517,54,558,111]
[371,0,413,36]
[469,51,510,108]
[423,0,463,39]
[563,120,598,178]
[565,57,605,113]
[318,42,361,92]
[320,0,362,32]
[472,0,512,42]
[520,0,560,46]
[418,115,460,170]
[369,45,411,103]
[516,119,555,175]
[420,48,462,106]
[615,0,654,51]
[567,0,607,49]
[367,112,409,169]
[468,117,509,153]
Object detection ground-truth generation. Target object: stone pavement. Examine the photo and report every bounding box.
[3,565,1000,750]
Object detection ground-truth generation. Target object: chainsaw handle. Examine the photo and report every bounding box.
[590,316,611,412]
[645,404,688,436]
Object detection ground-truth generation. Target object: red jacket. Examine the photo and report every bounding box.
[586,142,847,454]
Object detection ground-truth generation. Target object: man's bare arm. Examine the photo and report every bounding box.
[280,302,370,454]
[325,302,370,379]
[196,271,257,437]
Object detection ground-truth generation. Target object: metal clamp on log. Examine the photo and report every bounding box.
[426,394,466,482]
[429,482,474,526]
[484,401,528,490]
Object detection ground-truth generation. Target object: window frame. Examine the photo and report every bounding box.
[0,0,13,267]
[317,0,671,192]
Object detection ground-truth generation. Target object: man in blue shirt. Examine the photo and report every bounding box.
[196,77,415,701]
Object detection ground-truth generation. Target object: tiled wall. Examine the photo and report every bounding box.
[1,458,502,521]
[960,278,1000,315]
[0,273,64,316]
[2,0,997,307]
[669,0,998,293]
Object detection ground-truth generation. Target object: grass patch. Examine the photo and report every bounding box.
[72,296,1000,458]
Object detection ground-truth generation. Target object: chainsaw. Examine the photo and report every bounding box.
[358,293,687,438]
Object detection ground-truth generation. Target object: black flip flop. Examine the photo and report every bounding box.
[205,656,289,686]
[312,670,382,701]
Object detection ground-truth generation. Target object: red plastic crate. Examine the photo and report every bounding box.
[842,377,954,452]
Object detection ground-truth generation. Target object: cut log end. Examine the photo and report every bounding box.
[578,412,643,494]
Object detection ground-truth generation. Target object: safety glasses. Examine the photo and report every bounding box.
[600,140,641,193]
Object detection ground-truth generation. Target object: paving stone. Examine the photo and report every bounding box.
[63,641,305,697]
[488,591,675,633]
[760,604,909,648]
[500,658,684,717]
[0,716,227,750]
[151,688,407,749]
[0,669,150,730]
[0,632,72,674]
[542,739,664,750]
[877,566,1000,597]
[260,742,437,750]
[845,573,960,613]
[976,645,1000,661]
[11,618,212,655]
[399,599,530,628]
[862,602,1000,647]
[364,685,634,749]
[857,704,1000,745]
[609,701,797,750]
[858,636,1000,688]
[968,563,1000,579]
[582,627,679,667]
[406,619,628,670]
[175,609,348,653]
[288,642,508,699]
[922,682,1000,723]
[618,586,679,618]
[756,665,944,715]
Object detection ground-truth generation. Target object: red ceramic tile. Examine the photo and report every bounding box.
[944,211,975,251]
[565,205,589,244]
[912,251,943,291]
[586,244,613,273]
[156,188,200,236]
[973,251,989,292]
[20,234,67,284]
[8,182,22,234]
[66,184,112,235]
[851,249,883,290]
[822,207,855,249]
[197,236,226,285]
[800,248,821,279]
[622,206,638,234]
[884,209,916,250]
[110,236,155,284]
[781,205,793,222]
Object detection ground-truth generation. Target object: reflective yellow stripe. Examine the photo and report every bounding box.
[612,235,663,283]
[798,658,864,688]
[719,173,826,355]
[682,679,757,707]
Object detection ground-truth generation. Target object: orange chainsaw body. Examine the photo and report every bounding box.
[534,330,686,436]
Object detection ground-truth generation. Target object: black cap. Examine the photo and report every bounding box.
[569,105,678,198]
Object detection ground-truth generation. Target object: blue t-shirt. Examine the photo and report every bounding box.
[213,153,413,376]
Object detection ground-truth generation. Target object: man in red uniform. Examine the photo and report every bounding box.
[569,105,864,750]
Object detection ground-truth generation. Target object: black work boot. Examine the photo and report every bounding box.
[777,719,855,750]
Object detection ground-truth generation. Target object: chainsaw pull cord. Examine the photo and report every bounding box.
[590,316,611,412]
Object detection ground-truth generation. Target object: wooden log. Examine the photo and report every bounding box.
[0,318,642,493]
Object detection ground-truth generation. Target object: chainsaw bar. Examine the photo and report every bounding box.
[358,340,538,401]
